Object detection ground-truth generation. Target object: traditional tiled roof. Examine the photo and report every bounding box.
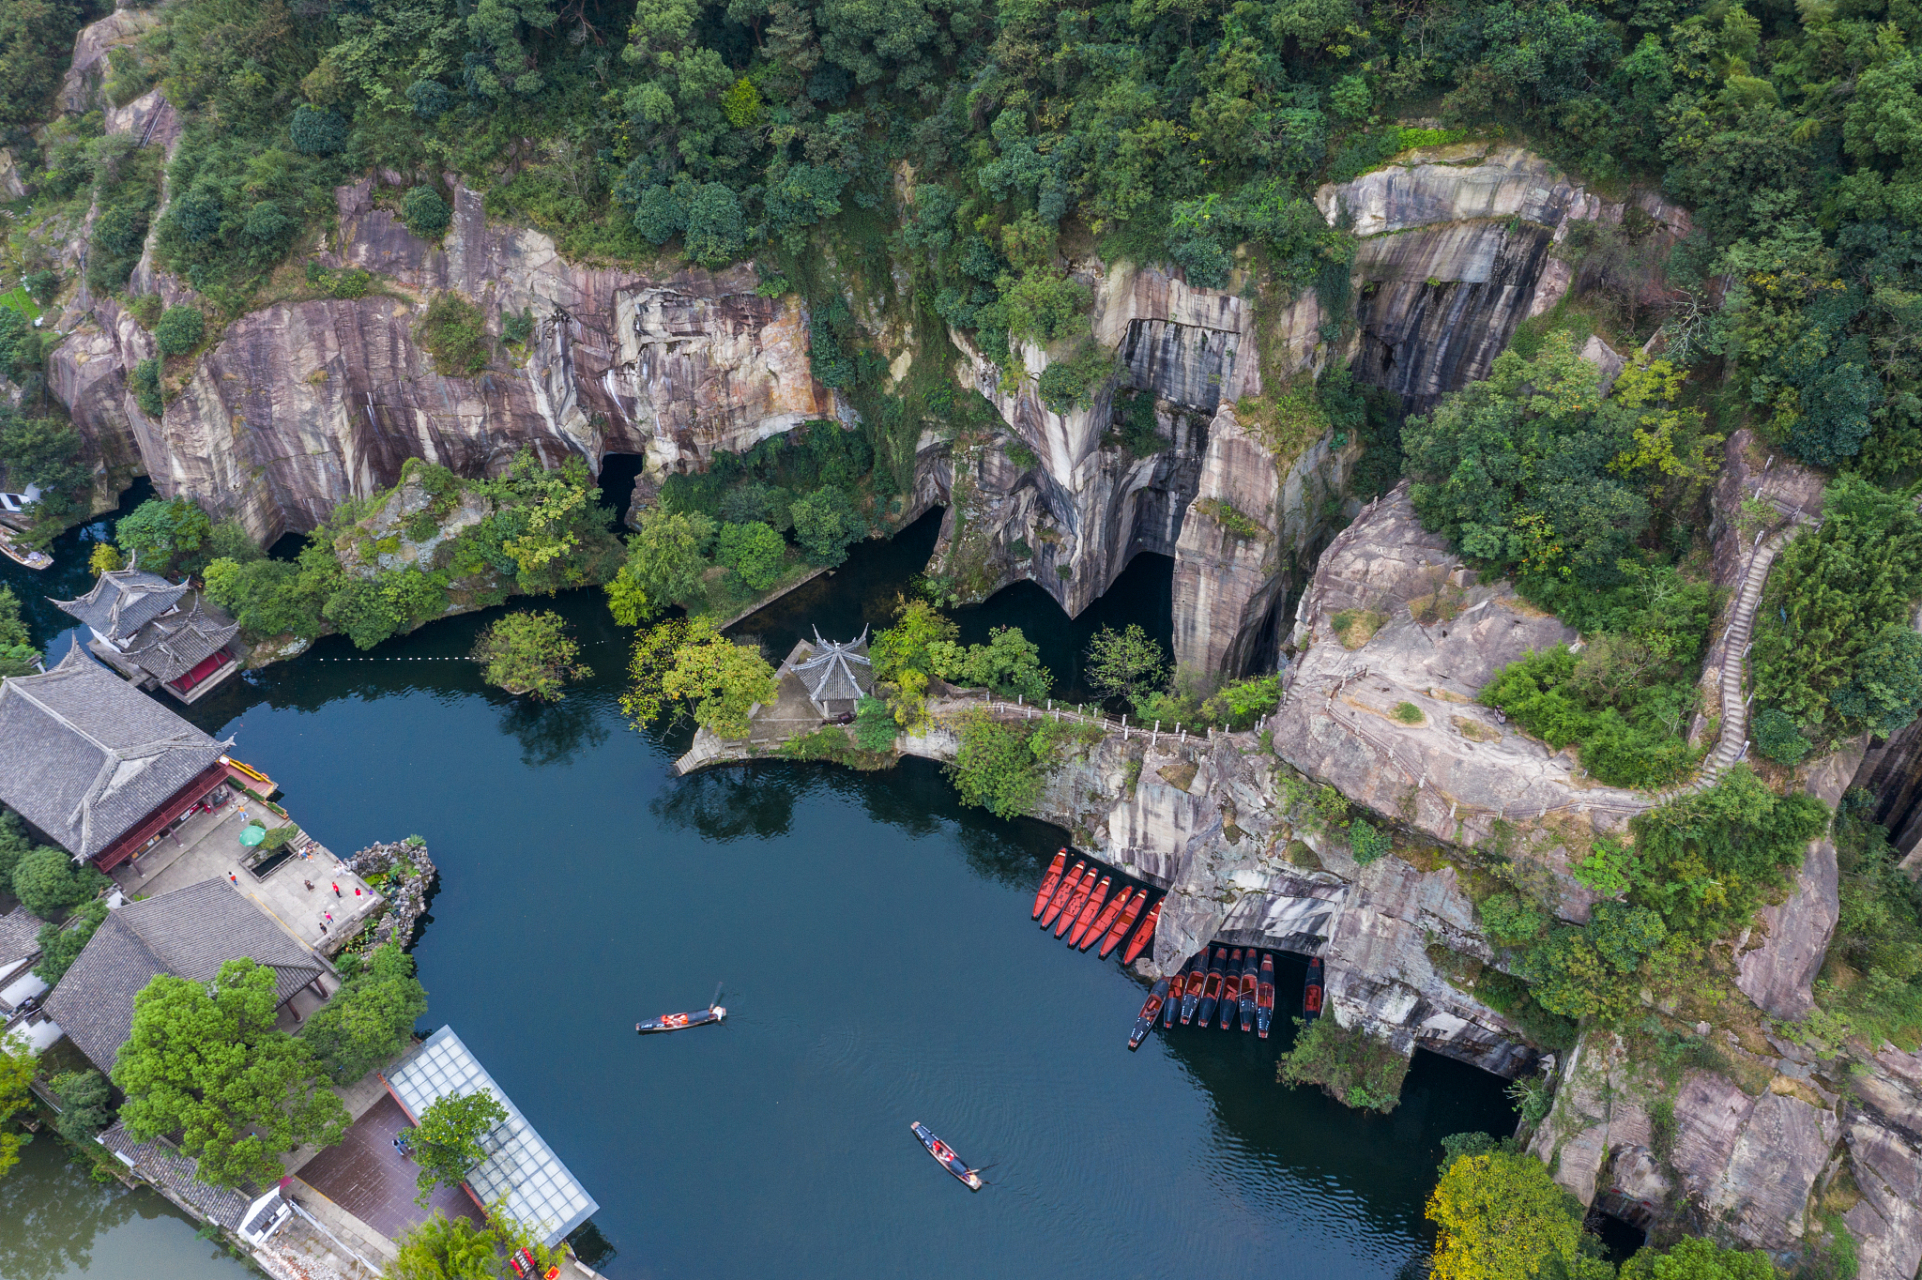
[122,599,239,683]
[53,562,188,644]
[0,906,46,971]
[98,1120,253,1226]
[0,642,230,859]
[45,879,323,1074]
[386,1027,599,1247]
[793,627,871,708]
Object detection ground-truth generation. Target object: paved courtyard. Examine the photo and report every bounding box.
[296,1093,487,1241]
[109,789,381,955]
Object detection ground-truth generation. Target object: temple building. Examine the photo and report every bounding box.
[0,642,236,870]
[54,561,241,703]
[792,627,872,719]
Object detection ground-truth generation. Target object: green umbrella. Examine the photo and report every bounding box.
[239,824,267,847]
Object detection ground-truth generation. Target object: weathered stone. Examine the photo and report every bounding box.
[1845,1115,1922,1280]
[58,10,161,116]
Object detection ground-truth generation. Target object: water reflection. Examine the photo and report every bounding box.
[649,761,816,842]
[497,690,613,769]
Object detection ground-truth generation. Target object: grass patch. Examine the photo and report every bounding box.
[1394,701,1425,724]
[1331,609,1388,649]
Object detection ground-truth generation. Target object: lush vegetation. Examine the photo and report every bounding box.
[0,1030,33,1180]
[299,941,430,1084]
[1822,791,1922,1048]
[0,408,90,543]
[410,1089,508,1206]
[472,610,591,700]
[46,1068,113,1148]
[114,958,351,1188]
[0,587,37,678]
[621,615,779,738]
[387,1207,567,1280]
[0,810,106,920]
[945,709,1105,818]
[201,452,623,650]
[1427,1148,1587,1280]
[1277,1017,1411,1113]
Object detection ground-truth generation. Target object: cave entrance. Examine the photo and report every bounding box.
[596,452,648,529]
[949,551,1174,704]
[1586,1200,1652,1262]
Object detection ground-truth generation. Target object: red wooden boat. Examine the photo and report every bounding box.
[1179,950,1202,1024]
[1081,881,1129,951]
[1218,949,1243,1028]
[1120,899,1161,966]
[1098,889,1146,959]
[1067,875,1111,948]
[911,1121,983,1191]
[1054,867,1096,939]
[1128,977,1169,1051]
[1256,952,1276,1038]
[1031,851,1067,919]
[1303,955,1325,1023]
[1237,950,1258,1032]
[1039,860,1085,929]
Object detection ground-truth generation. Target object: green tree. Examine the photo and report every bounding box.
[299,943,429,1084]
[1619,1238,1776,1280]
[1085,624,1168,706]
[0,412,87,503]
[33,898,108,984]
[114,497,213,575]
[10,846,100,919]
[412,1090,509,1206]
[114,959,350,1189]
[789,486,861,566]
[929,626,1052,701]
[0,586,36,678]
[388,1212,503,1280]
[853,695,898,750]
[716,520,785,591]
[1830,628,1922,737]
[946,712,1043,818]
[0,1031,32,1178]
[402,186,452,239]
[471,610,590,701]
[153,306,205,356]
[47,1069,113,1147]
[1427,1150,1584,1280]
[659,616,779,738]
[614,508,715,616]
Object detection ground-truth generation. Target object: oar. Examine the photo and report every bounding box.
[710,980,725,1011]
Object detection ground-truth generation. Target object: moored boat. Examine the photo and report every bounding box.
[1164,956,1194,1029]
[1219,949,1243,1028]
[0,529,51,571]
[1054,867,1097,938]
[1197,947,1226,1027]
[1067,875,1111,948]
[1256,952,1276,1038]
[910,1121,983,1190]
[1039,860,1085,929]
[1238,951,1258,1031]
[1179,951,1203,1024]
[1098,889,1145,958]
[1081,880,1128,951]
[1303,955,1324,1023]
[1120,899,1161,965]
[1129,977,1169,1050]
[1031,851,1067,919]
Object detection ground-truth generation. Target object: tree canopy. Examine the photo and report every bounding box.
[299,942,430,1084]
[114,959,350,1189]
[411,1090,509,1206]
[1427,1150,1584,1280]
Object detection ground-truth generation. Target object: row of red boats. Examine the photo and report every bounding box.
[1030,850,1162,965]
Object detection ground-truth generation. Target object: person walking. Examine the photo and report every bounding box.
[318,917,329,933]
[331,882,341,898]
[229,872,238,885]
[304,879,314,891]
[325,910,334,924]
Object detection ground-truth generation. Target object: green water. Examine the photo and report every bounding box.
[0,497,1516,1280]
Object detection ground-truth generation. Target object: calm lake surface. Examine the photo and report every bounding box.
[2,492,1515,1280]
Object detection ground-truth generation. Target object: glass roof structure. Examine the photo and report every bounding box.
[385,1026,599,1246]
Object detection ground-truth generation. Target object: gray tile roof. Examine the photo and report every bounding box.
[98,1120,253,1224]
[0,906,46,970]
[46,878,323,1074]
[794,628,871,709]
[387,1027,599,1247]
[53,563,188,643]
[0,641,231,859]
[123,600,239,683]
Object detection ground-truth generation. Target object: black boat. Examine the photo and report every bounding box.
[911,1121,983,1190]
[1129,977,1169,1050]
[1303,956,1324,1023]
[1197,947,1226,1027]
[1238,949,1258,1032]
[1256,952,1276,1038]
[1165,954,1197,1028]
[1219,948,1244,1029]
[1168,945,1199,1030]
[637,982,727,1034]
